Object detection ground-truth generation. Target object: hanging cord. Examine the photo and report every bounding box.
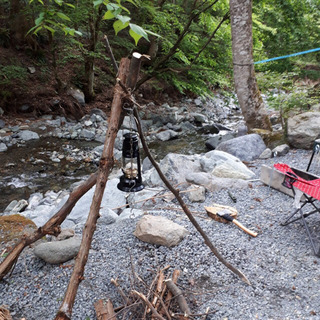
[122,103,138,215]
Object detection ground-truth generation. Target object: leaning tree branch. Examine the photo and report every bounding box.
[190,11,230,66]
[55,50,146,319]
[101,79,252,285]
[133,106,250,284]
[0,172,98,281]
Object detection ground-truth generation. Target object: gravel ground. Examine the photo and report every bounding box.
[1,148,320,320]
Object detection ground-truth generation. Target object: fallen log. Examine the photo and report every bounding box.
[94,299,117,320]
[0,172,98,280]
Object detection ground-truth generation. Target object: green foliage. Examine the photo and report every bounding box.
[267,89,319,118]
[0,65,28,85]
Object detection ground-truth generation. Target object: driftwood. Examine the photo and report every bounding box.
[94,299,117,320]
[0,172,98,280]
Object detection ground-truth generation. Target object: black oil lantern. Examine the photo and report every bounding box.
[117,132,144,192]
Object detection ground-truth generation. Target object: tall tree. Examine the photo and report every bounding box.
[229,0,272,131]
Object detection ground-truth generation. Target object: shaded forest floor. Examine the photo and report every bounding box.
[0,45,186,126]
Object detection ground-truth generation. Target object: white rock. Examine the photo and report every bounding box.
[134,215,189,247]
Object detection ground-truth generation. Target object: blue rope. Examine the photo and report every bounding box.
[254,47,320,64]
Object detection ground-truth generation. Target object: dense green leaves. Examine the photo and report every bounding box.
[2,0,318,100]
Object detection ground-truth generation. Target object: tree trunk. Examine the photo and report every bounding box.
[229,0,272,132]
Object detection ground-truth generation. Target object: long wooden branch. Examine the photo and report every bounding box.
[54,58,130,320]
[0,172,98,281]
[133,107,250,285]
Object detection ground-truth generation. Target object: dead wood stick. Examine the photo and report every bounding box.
[54,58,130,320]
[131,291,166,320]
[111,278,129,305]
[104,35,118,74]
[202,307,210,320]
[164,270,180,308]
[133,107,251,285]
[152,271,165,307]
[0,172,98,281]
[164,280,191,317]
[0,305,13,320]
[94,299,117,320]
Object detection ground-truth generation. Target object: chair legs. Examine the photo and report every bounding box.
[281,198,320,257]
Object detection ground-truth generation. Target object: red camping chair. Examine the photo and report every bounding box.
[274,139,320,256]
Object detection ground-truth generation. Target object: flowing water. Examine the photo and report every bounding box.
[0,134,208,212]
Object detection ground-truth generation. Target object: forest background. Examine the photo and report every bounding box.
[0,0,319,120]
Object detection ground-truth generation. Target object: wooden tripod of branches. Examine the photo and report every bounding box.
[0,53,250,320]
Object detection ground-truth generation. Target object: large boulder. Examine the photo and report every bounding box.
[215,134,266,161]
[287,112,320,149]
[144,153,201,187]
[134,215,188,247]
[200,150,255,180]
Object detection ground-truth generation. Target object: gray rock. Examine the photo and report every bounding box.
[272,144,290,157]
[187,185,206,202]
[145,153,201,187]
[259,148,272,159]
[205,131,235,150]
[0,119,5,129]
[34,237,81,264]
[287,112,320,149]
[122,116,138,131]
[197,123,220,134]
[156,129,179,141]
[57,229,75,241]
[237,124,248,137]
[27,66,36,74]
[200,150,255,180]
[20,205,55,227]
[11,199,28,213]
[134,215,189,247]
[0,142,7,152]
[79,129,95,140]
[90,108,107,119]
[186,172,249,191]
[98,208,119,225]
[190,112,208,124]
[216,134,266,161]
[0,107,3,115]
[4,200,18,213]
[68,88,85,106]
[142,157,153,172]
[18,130,40,141]
[67,178,126,225]
[310,103,320,112]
